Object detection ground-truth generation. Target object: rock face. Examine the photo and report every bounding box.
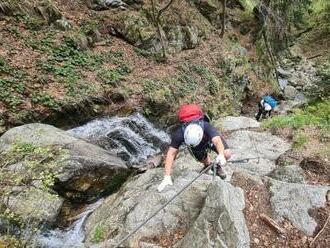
[0,123,129,202]
[6,188,64,226]
[91,0,128,10]
[84,154,250,247]
[214,116,260,132]
[227,130,291,162]
[268,165,305,183]
[178,180,250,248]
[277,57,320,104]
[267,178,330,236]
[108,1,212,54]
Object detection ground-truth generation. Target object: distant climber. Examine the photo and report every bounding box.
[255,95,278,121]
[157,104,232,192]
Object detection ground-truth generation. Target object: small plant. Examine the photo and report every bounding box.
[32,92,60,110]
[292,131,308,149]
[97,69,124,86]
[91,224,106,243]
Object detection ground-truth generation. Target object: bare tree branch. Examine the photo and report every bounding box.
[157,0,175,21]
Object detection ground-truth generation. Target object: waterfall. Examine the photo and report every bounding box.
[67,113,171,165]
[36,199,104,248]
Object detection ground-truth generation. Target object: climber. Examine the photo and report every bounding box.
[157,104,232,192]
[255,95,278,121]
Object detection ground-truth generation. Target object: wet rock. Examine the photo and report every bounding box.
[267,178,330,236]
[214,116,260,131]
[178,180,250,248]
[268,165,305,183]
[92,0,128,10]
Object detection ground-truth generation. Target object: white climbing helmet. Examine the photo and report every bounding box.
[184,123,203,147]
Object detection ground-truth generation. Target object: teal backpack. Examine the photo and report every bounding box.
[263,96,277,108]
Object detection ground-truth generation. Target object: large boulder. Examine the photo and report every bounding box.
[268,165,305,183]
[178,180,250,248]
[84,154,249,247]
[5,188,63,226]
[0,124,129,202]
[226,130,291,162]
[267,178,330,236]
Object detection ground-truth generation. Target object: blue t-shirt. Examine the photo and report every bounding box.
[170,121,219,151]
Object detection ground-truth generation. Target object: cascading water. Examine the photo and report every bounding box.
[67,113,171,165]
[36,199,104,248]
[36,113,170,247]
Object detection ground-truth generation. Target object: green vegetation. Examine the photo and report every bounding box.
[142,63,237,122]
[292,131,308,149]
[0,56,27,109]
[238,0,258,21]
[263,100,330,131]
[91,224,106,243]
[313,58,330,99]
[0,142,69,192]
[0,142,69,243]
[263,99,330,151]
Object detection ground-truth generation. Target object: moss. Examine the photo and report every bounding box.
[91,224,107,243]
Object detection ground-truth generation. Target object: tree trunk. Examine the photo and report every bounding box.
[220,0,226,37]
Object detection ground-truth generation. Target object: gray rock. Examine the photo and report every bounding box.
[53,18,72,31]
[276,100,306,115]
[214,116,260,132]
[84,154,248,248]
[277,67,292,78]
[179,180,250,248]
[0,124,128,201]
[284,85,299,100]
[278,78,288,90]
[231,158,277,177]
[227,130,291,161]
[268,165,305,183]
[34,3,62,24]
[6,188,64,226]
[92,0,128,10]
[267,178,330,236]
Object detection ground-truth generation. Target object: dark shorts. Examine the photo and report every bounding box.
[190,135,229,162]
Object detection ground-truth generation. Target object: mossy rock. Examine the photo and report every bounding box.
[6,188,64,226]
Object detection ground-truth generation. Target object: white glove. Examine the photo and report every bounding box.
[157,175,173,192]
[215,154,227,166]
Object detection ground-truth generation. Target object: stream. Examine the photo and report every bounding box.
[36,113,170,247]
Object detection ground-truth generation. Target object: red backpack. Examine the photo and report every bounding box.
[178,104,204,123]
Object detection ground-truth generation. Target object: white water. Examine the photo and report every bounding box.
[67,113,171,165]
[36,114,169,246]
[36,199,104,248]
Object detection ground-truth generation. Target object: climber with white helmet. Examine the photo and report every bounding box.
[157,104,232,192]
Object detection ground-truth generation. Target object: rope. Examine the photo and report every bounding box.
[114,162,216,248]
[248,132,261,164]
[114,156,259,247]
